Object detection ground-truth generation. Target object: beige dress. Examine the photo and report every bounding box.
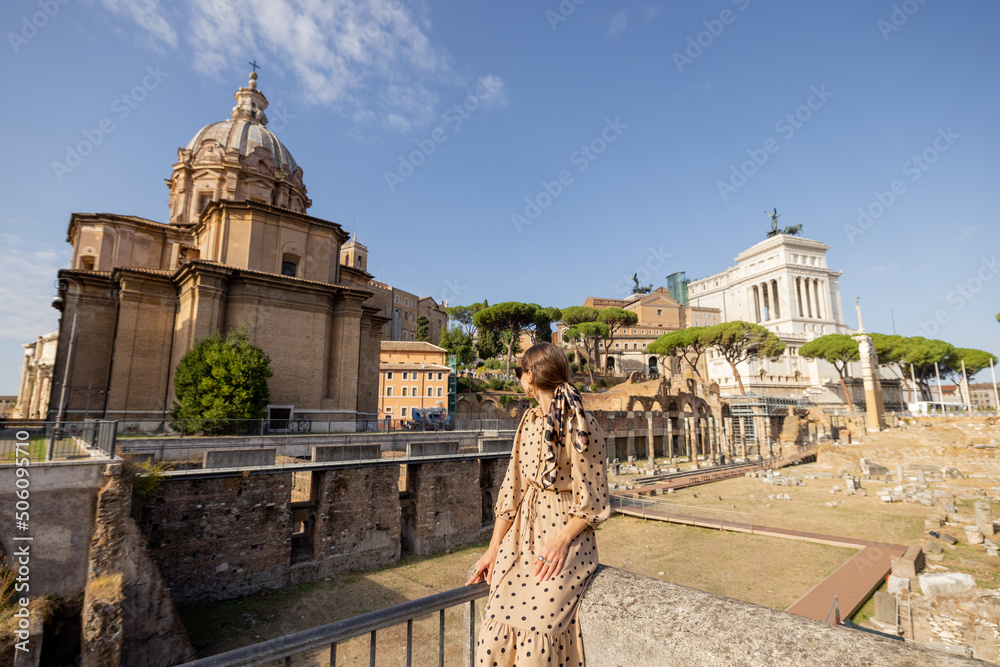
[476,405,610,666]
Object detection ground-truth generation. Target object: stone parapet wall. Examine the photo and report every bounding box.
[578,566,981,666]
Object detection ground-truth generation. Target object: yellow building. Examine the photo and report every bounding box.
[378,342,451,421]
[559,287,721,376]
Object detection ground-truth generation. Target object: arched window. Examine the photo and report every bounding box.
[281,253,299,278]
[80,255,96,271]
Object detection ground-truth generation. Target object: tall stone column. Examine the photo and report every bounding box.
[667,421,675,464]
[646,413,656,464]
[852,300,886,431]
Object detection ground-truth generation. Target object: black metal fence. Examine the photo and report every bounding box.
[177,582,489,667]
[0,420,117,463]
[113,417,520,438]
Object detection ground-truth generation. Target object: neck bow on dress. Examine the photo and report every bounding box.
[540,382,589,489]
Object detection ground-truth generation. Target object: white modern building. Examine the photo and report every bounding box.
[687,234,869,402]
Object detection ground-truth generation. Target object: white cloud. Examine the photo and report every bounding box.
[473,74,508,108]
[642,6,662,21]
[606,10,628,38]
[0,238,66,340]
[98,0,460,132]
[99,0,178,47]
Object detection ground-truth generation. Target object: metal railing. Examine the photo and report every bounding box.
[177,582,489,667]
[0,420,117,463]
[611,494,754,533]
[113,417,520,438]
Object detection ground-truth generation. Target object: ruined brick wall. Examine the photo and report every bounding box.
[83,467,195,667]
[480,458,510,528]
[137,472,293,604]
[406,460,483,555]
[311,467,401,572]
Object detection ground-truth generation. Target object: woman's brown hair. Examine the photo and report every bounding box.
[521,342,570,391]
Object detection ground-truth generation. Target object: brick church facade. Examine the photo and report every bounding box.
[45,73,396,426]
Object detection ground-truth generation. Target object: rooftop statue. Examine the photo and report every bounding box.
[632,273,653,294]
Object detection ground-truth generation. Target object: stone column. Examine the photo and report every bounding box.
[647,413,656,464]
[666,420,675,464]
[852,329,886,431]
[975,501,995,538]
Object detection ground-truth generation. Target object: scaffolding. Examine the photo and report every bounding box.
[726,393,805,456]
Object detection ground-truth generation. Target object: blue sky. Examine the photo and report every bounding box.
[1,0,999,393]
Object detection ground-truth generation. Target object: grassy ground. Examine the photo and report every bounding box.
[0,437,46,463]
[616,461,928,545]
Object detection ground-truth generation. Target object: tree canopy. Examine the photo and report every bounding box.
[944,348,998,383]
[440,326,476,366]
[529,305,562,343]
[564,321,609,385]
[702,321,785,395]
[446,303,487,336]
[473,301,538,375]
[799,333,860,411]
[596,307,639,365]
[415,315,430,342]
[648,327,711,379]
[171,331,273,429]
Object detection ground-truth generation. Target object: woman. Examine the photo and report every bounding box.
[466,342,610,666]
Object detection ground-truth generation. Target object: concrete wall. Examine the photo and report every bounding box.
[578,566,980,666]
[0,459,107,596]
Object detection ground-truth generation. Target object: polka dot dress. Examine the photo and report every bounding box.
[476,405,610,666]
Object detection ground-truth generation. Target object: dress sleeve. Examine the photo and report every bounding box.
[494,412,529,522]
[568,412,611,527]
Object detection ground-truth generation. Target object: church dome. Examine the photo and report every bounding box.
[186,119,298,172]
[184,71,298,173]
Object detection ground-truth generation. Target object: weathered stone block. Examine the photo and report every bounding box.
[974,501,995,537]
[873,591,897,625]
[312,444,381,462]
[203,448,276,468]
[918,572,976,599]
[406,441,460,457]
[890,545,924,579]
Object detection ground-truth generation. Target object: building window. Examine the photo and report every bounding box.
[387,372,394,380]
[198,193,212,212]
[615,343,620,349]
[80,255,96,271]
[437,372,443,380]
[428,372,434,380]
[412,386,418,396]
[427,388,434,397]
[386,387,393,397]
[657,309,662,316]
[437,387,443,397]
[401,407,407,417]
[404,298,409,306]
[281,260,297,277]
[402,387,408,397]
[385,406,392,414]
[402,372,408,380]
[395,295,399,303]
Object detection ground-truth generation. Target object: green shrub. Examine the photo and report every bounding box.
[565,351,575,362]
[569,362,580,373]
